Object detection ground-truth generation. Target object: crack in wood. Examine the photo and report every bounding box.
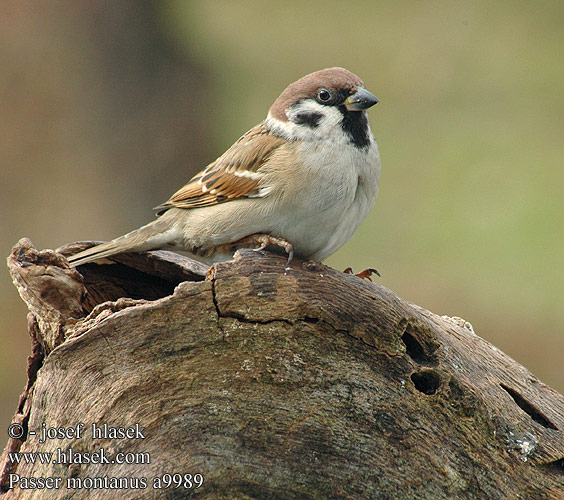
[500,383,558,430]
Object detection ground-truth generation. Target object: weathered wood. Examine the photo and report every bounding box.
[2,238,564,499]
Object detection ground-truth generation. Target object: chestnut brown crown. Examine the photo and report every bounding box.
[269,67,365,121]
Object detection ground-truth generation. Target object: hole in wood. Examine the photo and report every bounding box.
[500,384,558,430]
[544,457,564,475]
[411,370,441,395]
[400,322,439,365]
[303,316,320,324]
[78,263,180,312]
[402,330,426,362]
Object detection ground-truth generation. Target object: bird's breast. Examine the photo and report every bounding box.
[266,138,380,260]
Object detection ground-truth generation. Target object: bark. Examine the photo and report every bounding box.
[2,238,564,500]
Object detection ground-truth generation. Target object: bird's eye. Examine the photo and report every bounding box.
[317,88,332,103]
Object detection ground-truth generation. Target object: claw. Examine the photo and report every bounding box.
[251,235,270,253]
[236,233,294,265]
[344,266,381,281]
[285,247,294,266]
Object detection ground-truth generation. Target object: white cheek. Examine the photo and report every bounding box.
[266,101,345,142]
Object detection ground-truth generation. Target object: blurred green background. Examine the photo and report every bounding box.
[1,0,563,434]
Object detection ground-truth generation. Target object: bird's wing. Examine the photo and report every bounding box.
[155,123,286,214]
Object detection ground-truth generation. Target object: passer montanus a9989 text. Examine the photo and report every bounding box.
[67,67,381,268]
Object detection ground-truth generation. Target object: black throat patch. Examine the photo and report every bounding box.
[339,108,371,149]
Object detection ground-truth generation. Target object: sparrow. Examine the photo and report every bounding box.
[67,67,381,268]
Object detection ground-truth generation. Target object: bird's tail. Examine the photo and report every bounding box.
[67,218,177,268]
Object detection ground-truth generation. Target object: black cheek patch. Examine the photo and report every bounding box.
[293,111,323,128]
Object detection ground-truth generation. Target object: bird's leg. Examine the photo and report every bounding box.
[234,233,294,265]
[343,267,381,281]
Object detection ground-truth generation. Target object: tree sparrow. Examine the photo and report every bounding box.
[67,67,381,268]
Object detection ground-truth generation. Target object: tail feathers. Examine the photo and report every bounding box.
[67,220,176,268]
[67,240,135,267]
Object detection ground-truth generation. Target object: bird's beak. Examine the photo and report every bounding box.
[344,87,379,111]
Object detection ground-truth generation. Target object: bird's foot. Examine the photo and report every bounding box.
[236,233,294,265]
[343,267,381,281]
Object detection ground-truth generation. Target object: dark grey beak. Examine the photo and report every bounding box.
[344,87,379,111]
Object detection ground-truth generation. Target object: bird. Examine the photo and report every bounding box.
[66,67,381,269]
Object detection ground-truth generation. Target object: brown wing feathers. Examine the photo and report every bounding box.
[155,123,284,214]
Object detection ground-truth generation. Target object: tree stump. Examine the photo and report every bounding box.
[2,238,564,499]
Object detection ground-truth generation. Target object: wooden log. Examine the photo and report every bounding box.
[2,238,564,499]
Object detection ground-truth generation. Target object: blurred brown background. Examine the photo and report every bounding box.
[1,0,563,434]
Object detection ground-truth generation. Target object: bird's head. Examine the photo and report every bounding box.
[267,67,379,149]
